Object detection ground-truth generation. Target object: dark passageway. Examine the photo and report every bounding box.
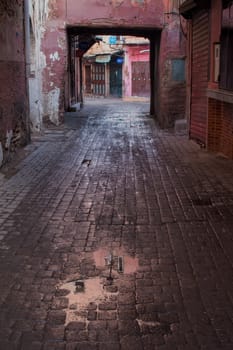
[1,99,233,349]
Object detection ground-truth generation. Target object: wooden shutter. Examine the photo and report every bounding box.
[190,10,209,145]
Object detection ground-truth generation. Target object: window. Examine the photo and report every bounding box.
[220,3,233,91]
[172,59,185,82]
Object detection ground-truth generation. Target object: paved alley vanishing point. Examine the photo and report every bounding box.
[1,99,233,350]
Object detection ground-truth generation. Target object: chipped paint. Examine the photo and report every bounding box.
[45,87,60,125]
[5,130,13,150]
[28,1,49,132]
[112,0,124,6]
[131,0,146,6]
[49,51,60,61]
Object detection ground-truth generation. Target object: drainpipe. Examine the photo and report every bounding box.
[24,0,31,142]
[150,32,161,117]
[150,37,155,116]
[188,19,192,138]
[80,56,83,107]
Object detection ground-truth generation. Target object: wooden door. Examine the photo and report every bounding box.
[85,65,92,94]
[92,64,105,96]
[132,61,150,97]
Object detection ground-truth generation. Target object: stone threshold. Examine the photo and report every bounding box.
[207,88,233,104]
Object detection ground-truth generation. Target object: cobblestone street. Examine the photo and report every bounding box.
[1,99,233,350]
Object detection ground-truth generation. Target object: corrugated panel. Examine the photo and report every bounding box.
[190,10,209,144]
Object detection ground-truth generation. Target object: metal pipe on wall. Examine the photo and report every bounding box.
[24,0,31,142]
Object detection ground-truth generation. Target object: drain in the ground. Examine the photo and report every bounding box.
[94,247,138,275]
[104,252,124,284]
[75,280,85,293]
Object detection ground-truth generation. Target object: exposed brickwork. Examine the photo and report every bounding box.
[208,98,233,158]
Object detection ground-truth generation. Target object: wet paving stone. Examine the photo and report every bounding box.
[0,99,233,349]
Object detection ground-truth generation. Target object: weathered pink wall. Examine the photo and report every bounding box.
[159,12,187,126]
[41,0,186,127]
[123,45,149,97]
[0,0,28,167]
[65,0,164,28]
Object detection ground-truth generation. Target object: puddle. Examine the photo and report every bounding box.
[93,247,139,274]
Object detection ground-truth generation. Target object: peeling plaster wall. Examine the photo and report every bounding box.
[0,0,29,167]
[28,0,49,132]
[44,87,61,125]
[65,0,164,27]
[42,28,67,125]
[40,0,186,127]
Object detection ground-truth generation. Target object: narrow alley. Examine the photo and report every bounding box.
[1,99,233,349]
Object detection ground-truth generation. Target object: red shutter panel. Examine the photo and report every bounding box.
[190,10,209,145]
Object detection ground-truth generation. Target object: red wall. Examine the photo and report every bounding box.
[0,0,28,166]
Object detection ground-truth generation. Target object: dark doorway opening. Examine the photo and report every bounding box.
[85,65,92,94]
[110,54,123,98]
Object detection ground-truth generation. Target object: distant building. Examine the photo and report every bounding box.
[83,36,150,99]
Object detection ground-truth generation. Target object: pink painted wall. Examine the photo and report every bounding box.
[41,0,186,127]
[65,0,164,28]
[0,0,28,166]
[123,45,149,97]
[159,12,187,126]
